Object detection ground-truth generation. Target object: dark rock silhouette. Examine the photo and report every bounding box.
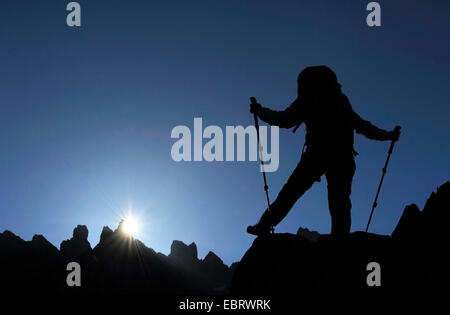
[99,225,114,241]
[0,230,61,294]
[31,234,59,253]
[232,182,450,295]
[297,227,320,241]
[166,240,235,292]
[201,251,232,291]
[1,182,448,295]
[168,240,199,271]
[0,222,236,295]
[60,225,92,259]
[391,204,421,241]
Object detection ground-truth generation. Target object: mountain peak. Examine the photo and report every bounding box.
[60,224,92,258]
[31,234,57,249]
[100,226,114,241]
[170,240,198,260]
[204,251,223,265]
[72,225,89,241]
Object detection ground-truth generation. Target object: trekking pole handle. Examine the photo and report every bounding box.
[250,96,261,148]
[250,97,259,118]
[388,125,401,154]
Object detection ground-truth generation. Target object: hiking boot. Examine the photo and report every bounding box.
[247,223,271,236]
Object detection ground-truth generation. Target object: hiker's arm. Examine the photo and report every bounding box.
[254,99,303,129]
[352,110,393,141]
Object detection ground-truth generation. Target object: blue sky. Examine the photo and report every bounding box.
[0,0,449,265]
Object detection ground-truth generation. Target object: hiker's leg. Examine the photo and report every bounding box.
[325,158,356,236]
[257,153,322,227]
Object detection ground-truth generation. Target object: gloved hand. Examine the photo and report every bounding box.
[388,126,401,141]
[250,101,262,114]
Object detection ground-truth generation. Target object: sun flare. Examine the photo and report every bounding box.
[122,215,139,237]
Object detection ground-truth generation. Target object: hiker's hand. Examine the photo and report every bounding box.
[388,126,401,141]
[250,102,261,114]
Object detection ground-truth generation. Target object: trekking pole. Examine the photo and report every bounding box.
[250,97,274,234]
[365,125,401,233]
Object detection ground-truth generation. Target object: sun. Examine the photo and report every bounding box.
[122,215,139,237]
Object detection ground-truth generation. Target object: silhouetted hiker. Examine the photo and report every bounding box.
[247,65,400,236]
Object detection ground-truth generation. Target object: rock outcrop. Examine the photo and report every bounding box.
[0,231,62,294]
[297,227,320,241]
[60,225,92,259]
[166,240,235,292]
[231,182,450,296]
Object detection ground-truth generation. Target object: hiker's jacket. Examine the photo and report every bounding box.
[257,93,390,157]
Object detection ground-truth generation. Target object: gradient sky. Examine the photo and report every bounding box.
[1,0,449,265]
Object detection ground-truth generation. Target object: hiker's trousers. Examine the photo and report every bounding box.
[259,150,356,235]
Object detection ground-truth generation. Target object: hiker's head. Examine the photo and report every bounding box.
[297,66,341,97]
